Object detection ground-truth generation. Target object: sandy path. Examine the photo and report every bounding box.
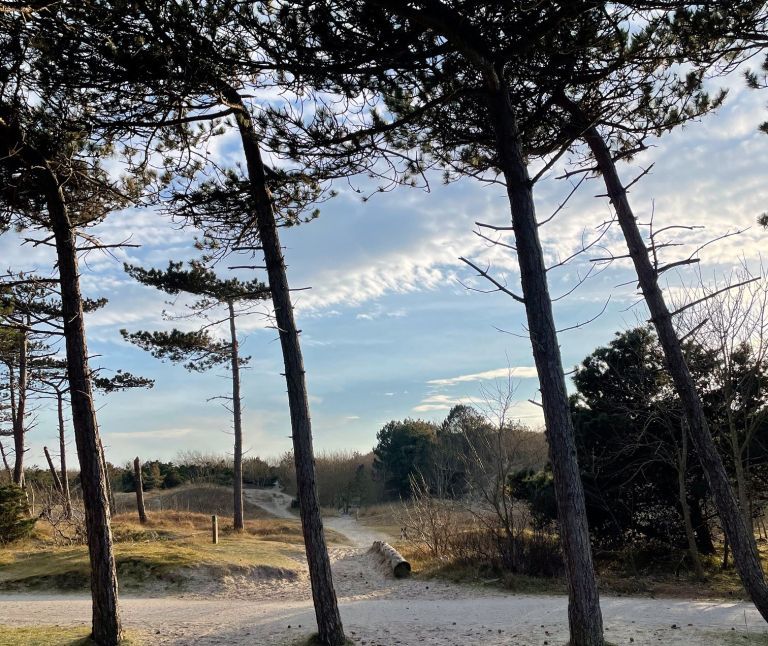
[2,490,766,644]
[0,592,764,645]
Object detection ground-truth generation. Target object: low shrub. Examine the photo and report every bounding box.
[0,484,35,544]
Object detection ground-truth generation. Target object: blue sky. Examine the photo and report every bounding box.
[3,75,768,469]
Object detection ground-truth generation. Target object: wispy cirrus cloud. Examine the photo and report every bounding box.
[427,366,538,387]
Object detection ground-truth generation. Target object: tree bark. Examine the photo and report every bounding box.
[133,457,147,524]
[0,122,121,641]
[690,497,715,555]
[677,431,705,580]
[12,328,27,488]
[44,446,64,494]
[57,391,73,519]
[99,436,116,517]
[728,414,754,534]
[580,119,768,623]
[489,82,604,646]
[228,299,244,532]
[222,84,346,646]
[0,440,11,482]
[49,200,122,644]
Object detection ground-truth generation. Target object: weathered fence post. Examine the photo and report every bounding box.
[44,446,64,493]
[212,514,219,544]
[134,456,147,524]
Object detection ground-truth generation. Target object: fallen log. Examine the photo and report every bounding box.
[372,540,411,578]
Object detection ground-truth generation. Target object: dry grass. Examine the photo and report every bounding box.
[0,626,140,645]
[596,540,768,600]
[113,484,273,520]
[355,503,404,538]
[1,484,351,594]
[0,507,349,593]
[385,507,768,602]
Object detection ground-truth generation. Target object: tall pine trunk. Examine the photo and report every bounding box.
[580,120,768,623]
[222,84,345,645]
[41,169,122,643]
[488,83,604,646]
[12,327,27,488]
[57,391,73,518]
[228,299,244,532]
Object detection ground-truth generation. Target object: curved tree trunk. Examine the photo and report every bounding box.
[489,83,604,646]
[47,192,122,644]
[222,85,345,645]
[0,118,121,642]
[228,299,244,532]
[580,120,768,623]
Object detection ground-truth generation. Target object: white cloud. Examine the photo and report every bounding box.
[413,393,475,413]
[427,366,538,387]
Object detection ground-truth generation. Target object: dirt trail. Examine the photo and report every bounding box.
[0,592,764,645]
[2,489,766,644]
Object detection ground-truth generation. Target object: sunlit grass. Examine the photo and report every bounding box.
[0,625,140,645]
[0,508,349,591]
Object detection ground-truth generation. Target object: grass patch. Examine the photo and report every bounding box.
[0,626,140,645]
[0,510,316,592]
[709,631,768,645]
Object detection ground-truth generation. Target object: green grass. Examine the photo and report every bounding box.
[0,626,140,645]
[711,631,768,645]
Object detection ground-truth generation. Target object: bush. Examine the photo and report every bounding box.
[0,484,35,544]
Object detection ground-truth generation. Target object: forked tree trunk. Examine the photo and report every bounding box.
[228,300,244,532]
[12,328,27,488]
[57,391,73,518]
[489,83,604,646]
[44,446,64,493]
[580,120,768,623]
[134,457,147,524]
[223,84,346,646]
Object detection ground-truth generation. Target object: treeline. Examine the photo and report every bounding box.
[113,454,276,493]
[513,325,768,574]
[372,406,547,500]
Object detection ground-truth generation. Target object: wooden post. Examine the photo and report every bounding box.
[44,446,64,493]
[212,515,219,544]
[134,457,147,524]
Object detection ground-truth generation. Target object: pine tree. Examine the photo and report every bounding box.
[122,260,268,531]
